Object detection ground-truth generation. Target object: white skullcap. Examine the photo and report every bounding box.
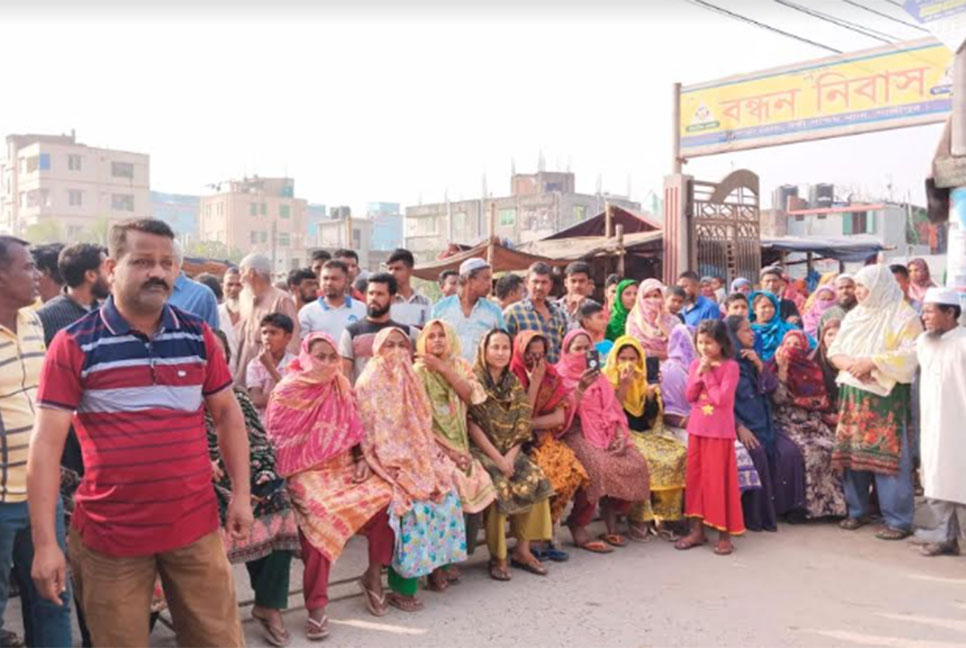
[923,287,960,307]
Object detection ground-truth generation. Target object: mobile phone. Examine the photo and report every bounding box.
[646,357,660,384]
[585,349,601,372]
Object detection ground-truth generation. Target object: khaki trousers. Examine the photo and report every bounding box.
[484,499,552,560]
[68,529,244,648]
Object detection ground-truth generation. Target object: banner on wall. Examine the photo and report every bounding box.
[679,38,953,158]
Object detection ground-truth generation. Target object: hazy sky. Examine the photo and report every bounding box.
[0,0,942,214]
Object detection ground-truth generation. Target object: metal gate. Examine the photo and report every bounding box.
[690,169,761,285]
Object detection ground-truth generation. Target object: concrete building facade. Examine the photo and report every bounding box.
[151,191,199,245]
[199,176,308,277]
[367,202,403,252]
[0,132,150,239]
[316,213,376,271]
[404,171,639,261]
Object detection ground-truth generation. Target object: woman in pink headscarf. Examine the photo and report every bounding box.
[556,329,650,551]
[626,278,679,361]
[801,284,837,339]
[907,258,936,303]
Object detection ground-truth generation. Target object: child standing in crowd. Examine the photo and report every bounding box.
[675,320,745,555]
[248,313,297,420]
[724,293,749,319]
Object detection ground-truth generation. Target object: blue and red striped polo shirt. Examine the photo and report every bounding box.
[37,296,233,557]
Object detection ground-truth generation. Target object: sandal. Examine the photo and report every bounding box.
[357,578,388,617]
[674,535,708,551]
[920,542,960,557]
[544,546,570,562]
[839,517,869,531]
[577,540,614,554]
[426,569,450,592]
[446,566,462,583]
[599,533,628,548]
[713,541,734,556]
[386,591,424,613]
[252,610,291,647]
[304,614,328,642]
[626,526,651,543]
[656,525,681,543]
[510,556,548,576]
[489,559,511,581]
[876,527,912,541]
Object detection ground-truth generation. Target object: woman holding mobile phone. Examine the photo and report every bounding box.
[556,329,650,553]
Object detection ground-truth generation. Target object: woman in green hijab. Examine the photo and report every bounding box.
[605,279,638,341]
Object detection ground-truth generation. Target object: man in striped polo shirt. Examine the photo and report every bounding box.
[27,219,253,647]
[0,236,72,647]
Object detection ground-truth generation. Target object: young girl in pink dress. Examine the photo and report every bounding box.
[675,319,745,555]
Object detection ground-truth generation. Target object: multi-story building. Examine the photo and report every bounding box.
[316,208,376,271]
[306,203,328,248]
[0,131,150,238]
[367,202,403,251]
[404,171,639,261]
[198,176,308,277]
[151,191,199,245]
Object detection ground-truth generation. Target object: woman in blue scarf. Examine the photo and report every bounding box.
[748,291,811,361]
[725,315,807,530]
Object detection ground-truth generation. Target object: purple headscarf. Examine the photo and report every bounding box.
[660,323,697,417]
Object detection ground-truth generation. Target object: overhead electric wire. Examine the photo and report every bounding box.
[686,0,842,53]
[773,0,898,43]
[841,0,931,32]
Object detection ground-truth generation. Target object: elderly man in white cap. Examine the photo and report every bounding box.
[430,257,504,363]
[914,287,966,556]
[819,273,858,331]
[233,252,299,385]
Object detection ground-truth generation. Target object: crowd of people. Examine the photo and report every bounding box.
[0,218,961,647]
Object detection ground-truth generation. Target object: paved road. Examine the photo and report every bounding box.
[9,518,964,647]
[145,519,965,648]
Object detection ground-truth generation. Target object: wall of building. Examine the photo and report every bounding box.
[151,191,199,244]
[317,217,374,270]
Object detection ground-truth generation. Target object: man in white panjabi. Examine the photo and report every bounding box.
[914,287,966,557]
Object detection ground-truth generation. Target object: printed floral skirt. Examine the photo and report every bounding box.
[832,384,910,476]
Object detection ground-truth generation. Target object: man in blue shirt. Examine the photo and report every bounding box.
[167,241,220,330]
[431,257,504,363]
[677,270,722,327]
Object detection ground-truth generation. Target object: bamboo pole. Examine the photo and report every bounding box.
[487,202,496,266]
[616,223,625,276]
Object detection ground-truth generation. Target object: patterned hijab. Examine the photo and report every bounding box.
[265,332,364,477]
[827,263,921,396]
[356,326,453,514]
[627,278,679,357]
[775,329,829,410]
[749,290,798,361]
[555,328,629,449]
[602,334,650,418]
[907,258,936,302]
[510,330,574,435]
[468,329,533,454]
[661,324,696,417]
[605,279,637,342]
[414,319,483,453]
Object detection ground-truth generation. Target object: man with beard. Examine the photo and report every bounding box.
[287,267,319,313]
[167,241,219,330]
[299,259,366,341]
[820,274,858,331]
[676,270,722,327]
[217,267,243,361]
[37,244,110,347]
[914,288,966,557]
[339,272,416,382]
[28,219,251,647]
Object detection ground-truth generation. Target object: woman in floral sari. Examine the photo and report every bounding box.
[626,278,679,360]
[468,329,554,580]
[413,319,497,587]
[510,330,589,562]
[265,332,395,640]
[355,327,468,608]
[827,264,923,540]
[558,329,650,552]
[604,335,686,541]
[772,329,847,519]
[207,329,300,646]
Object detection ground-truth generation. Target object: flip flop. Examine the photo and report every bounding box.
[674,536,708,551]
[577,540,614,554]
[446,566,462,583]
[876,527,912,541]
[713,541,734,556]
[357,578,388,617]
[839,517,869,531]
[544,546,570,562]
[599,533,628,547]
[426,569,450,592]
[627,526,651,543]
[489,559,512,581]
[252,611,291,647]
[510,557,548,576]
[304,615,328,642]
[386,592,424,613]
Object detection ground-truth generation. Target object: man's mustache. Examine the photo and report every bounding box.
[142,279,170,291]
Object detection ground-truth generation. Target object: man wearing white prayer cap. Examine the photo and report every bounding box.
[819,273,858,331]
[914,286,966,556]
